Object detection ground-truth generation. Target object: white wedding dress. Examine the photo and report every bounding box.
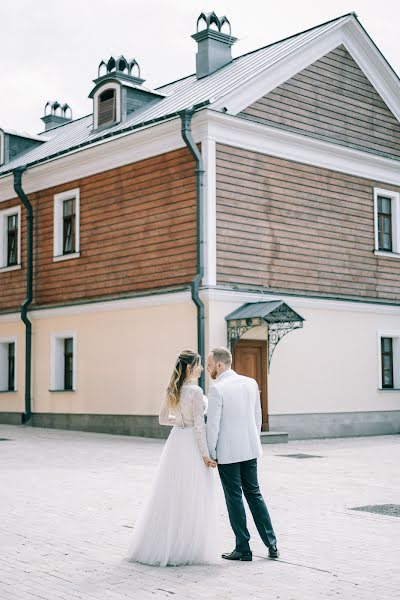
[127,383,219,566]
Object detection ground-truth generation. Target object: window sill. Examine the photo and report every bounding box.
[0,264,21,273]
[0,390,17,393]
[53,252,80,263]
[378,388,400,391]
[49,389,76,393]
[374,250,400,260]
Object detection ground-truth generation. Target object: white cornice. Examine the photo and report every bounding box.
[0,117,185,202]
[1,287,399,322]
[204,287,400,315]
[205,110,400,186]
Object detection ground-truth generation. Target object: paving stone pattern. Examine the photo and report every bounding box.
[1,425,399,599]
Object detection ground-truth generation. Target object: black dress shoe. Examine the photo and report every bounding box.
[268,546,280,559]
[222,550,252,561]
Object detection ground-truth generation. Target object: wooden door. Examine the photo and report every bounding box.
[232,340,268,431]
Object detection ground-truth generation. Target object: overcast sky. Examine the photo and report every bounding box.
[1,0,399,134]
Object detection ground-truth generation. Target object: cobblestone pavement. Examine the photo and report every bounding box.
[1,424,399,600]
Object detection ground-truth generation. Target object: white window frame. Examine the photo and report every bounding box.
[377,332,400,390]
[0,336,17,392]
[0,205,22,272]
[373,187,400,259]
[93,82,121,129]
[50,331,77,391]
[0,129,5,165]
[53,188,80,261]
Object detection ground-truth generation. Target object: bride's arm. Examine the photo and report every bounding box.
[158,397,176,426]
[192,388,210,458]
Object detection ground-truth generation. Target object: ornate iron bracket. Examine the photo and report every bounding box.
[226,301,304,371]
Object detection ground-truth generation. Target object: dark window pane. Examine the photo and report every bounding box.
[62,199,75,255]
[8,342,15,391]
[381,337,394,389]
[377,197,392,252]
[7,214,18,266]
[98,89,116,126]
[64,338,73,391]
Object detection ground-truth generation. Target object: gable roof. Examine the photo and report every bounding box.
[1,12,399,177]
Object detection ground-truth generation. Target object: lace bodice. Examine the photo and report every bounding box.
[159,384,209,458]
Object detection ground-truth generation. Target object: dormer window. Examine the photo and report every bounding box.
[92,82,121,130]
[89,56,164,132]
[98,89,116,126]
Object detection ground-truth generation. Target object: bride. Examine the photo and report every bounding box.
[127,349,219,566]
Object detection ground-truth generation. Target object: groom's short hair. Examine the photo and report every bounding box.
[210,346,232,366]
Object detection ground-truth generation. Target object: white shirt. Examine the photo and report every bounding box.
[206,369,263,465]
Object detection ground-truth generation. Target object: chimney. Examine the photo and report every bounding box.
[41,101,72,131]
[192,12,237,79]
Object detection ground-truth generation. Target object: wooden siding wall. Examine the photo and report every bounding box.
[240,45,400,160]
[216,144,400,302]
[0,147,196,312]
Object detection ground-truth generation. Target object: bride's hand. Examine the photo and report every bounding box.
[203,457,217,468]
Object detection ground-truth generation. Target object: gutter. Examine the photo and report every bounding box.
[179,109,205,390]
[13,167,32,423]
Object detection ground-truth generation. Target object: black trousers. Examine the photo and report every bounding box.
[218,458,277,553]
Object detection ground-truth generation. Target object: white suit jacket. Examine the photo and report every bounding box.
[206,369,263,465]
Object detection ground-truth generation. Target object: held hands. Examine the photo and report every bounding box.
[203,456,218,468]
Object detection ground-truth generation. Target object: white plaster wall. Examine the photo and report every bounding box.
[0,321,25,412]
[30,299,196,415]
[207,295,400,414]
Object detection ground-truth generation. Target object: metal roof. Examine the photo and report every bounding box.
[225,301,305,323]
[0,13,353,177]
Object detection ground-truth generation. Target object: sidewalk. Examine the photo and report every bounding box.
[1,424,399,599]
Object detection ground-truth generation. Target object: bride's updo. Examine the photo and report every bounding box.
[166,349,200,408]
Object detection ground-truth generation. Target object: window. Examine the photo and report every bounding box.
[374,188,400,258]
[0,206,21,270]
[64,338,73,391]
[0,338,17,392]
[51,333,76,391]
[98,89,116,126]
[53,189,80,261]
[63,198,75,255]
[381,337,393,388]
[7,214,18,266]
[378,334,400,390]
[93,83,121,130]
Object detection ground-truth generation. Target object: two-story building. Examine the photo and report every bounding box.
[1,12,399,440]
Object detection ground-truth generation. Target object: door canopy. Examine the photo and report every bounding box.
[225,300,304,369]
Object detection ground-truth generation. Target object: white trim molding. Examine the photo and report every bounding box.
[0,117,184,202]
[373,187,400,256]
[0,205,21,269]
[202,138,217,286]
[0,335,17,392]
[0,129,5,166]
[204,287,400,316]
[201,110,400,186]
[53,188,80,259]
[50,331,77,391]
[377,331,400,390]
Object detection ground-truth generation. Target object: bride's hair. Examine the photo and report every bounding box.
[166,349,200,408]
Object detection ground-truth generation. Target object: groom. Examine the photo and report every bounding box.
[206,346,279,561]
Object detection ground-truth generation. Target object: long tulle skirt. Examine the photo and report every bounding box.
[127,426,219,566]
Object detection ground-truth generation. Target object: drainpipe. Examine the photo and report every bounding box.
[180,109,205,390]
[13,166,33,424]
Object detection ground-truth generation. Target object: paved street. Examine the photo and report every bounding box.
[0,425,399,600]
